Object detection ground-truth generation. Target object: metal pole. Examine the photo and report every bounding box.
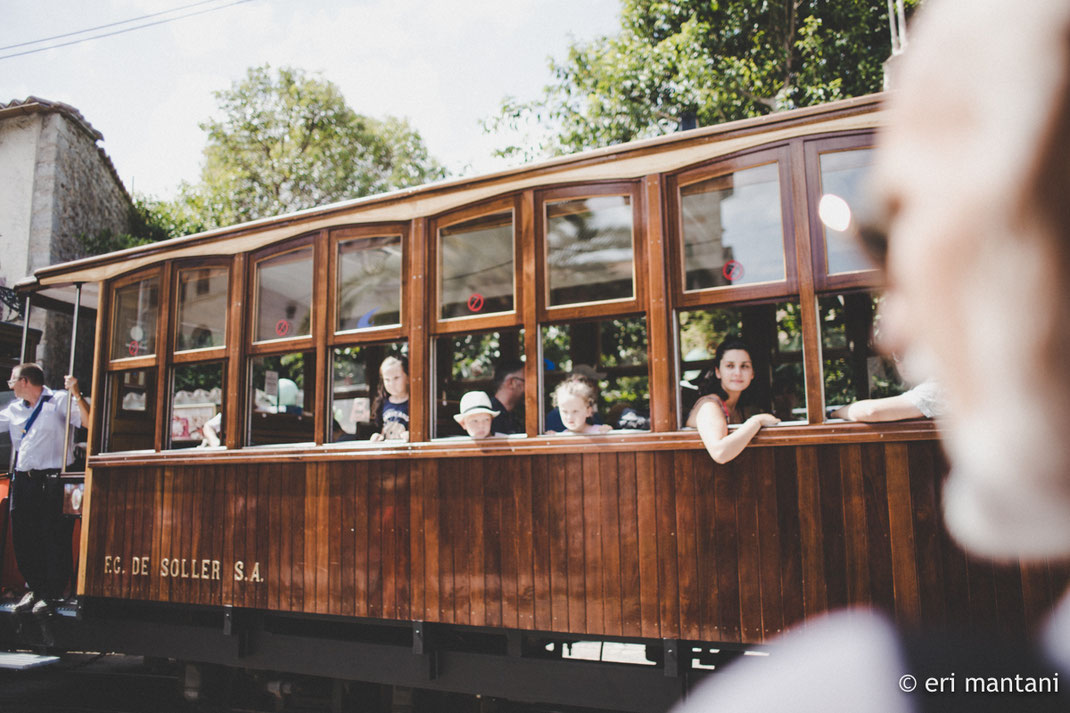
[61,284,83,474]
[19,295,30,362]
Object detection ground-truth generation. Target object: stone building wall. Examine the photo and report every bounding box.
[0,98,131,392]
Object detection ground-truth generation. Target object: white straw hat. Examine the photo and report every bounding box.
[453,391,500,424]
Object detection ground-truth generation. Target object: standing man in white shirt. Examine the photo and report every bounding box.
[1,363,90,614]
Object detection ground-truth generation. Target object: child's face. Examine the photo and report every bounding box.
[381,361,409,398]
[557,392,593,433]
[462,413,493,439]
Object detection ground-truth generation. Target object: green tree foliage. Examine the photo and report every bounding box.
[486,0,920,160]
[176,64,446,228]
[77,194,206,255]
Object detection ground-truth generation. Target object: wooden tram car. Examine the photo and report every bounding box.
[3,93,1067,711]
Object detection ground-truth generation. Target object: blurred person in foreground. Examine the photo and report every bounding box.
[674,1,1070,711]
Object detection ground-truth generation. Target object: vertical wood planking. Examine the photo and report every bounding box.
[499,456,521,630]
[437,459,455,623]
[396,461,412,621]
[483,458,504,629]
[546,453,569,632]
[774,449,804,632]
[532,455,554,631]
[713,463,742,641]
[328,466,343,615]
[839,445,871,606]
[861,445,894,616]
[734,454,764,644]
[795,446,827,620]
[409,459,425,621]
[617,452,642,638]
[353,461,369,618]
[755,450,785,640]
[654,452,680,639]
[884,444,920,627]
[382,460,398,620]
[466,457,486,626]
[581,453,603,634]
[693,453,719,641]
[514,456,536,630]
[599,452,623,637]
[367,460,383,619]
[673,451,700,640]
[635,451,660,638]
[565,454,587,633]
[421,459,439,622]
[339,463,356,617]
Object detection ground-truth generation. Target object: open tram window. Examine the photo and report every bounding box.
[438,209,515,320]
[541,316,650,434]
[544,193,636,308]
[247,351,316,446]
[336,234,403,331]
[169,362,224,449]
[679,161,788,291]
[329,341,408,442]
[677,301,804,425]
[820,292,908,415]
[110,276,159,360]
[254,245,314,342]
[174,266,228,351]
[433,328,524,438]
[103,368,157,452]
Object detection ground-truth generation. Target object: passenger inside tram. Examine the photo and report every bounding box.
[369,355,409,442]
[488,358,524,435]
[453,391,502,439]
[544,364,605,432]
[546,375,613,436]
[685,338,779,463]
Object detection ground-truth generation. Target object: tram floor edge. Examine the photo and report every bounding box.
[0,597,759,713]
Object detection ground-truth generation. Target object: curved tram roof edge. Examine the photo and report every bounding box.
[17,93,884,303]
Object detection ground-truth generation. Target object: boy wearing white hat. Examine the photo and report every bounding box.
[453,391,502,439]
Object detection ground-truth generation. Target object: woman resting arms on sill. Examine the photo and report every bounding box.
[685,339,780,464]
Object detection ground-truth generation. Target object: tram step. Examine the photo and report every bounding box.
[0,651,61,670]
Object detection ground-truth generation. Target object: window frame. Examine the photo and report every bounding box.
[535,182,645,322]
[105,267,164,371]
[804,133,882,292]
[247,234,319,355]
[328,223,408,346]
[429,194,522,336]
[666,145,798,308]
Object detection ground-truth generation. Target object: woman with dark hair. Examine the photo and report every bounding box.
[685,339,779,464]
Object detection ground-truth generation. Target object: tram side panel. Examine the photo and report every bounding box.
[81,441,1069,643]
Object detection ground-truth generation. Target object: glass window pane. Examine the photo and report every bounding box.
[434,329,524,438]
[104,368,157,452]
[170,362,224,449]
[175,267,228,351]
[110,278,159,359]
[681,163,786,290]
[542,317,649,434]
[820,148,876,274]
[820,292,907,412]
[546,195,634,306]
[248,352,316,445]
[678,301,804,424]
[337,235,403,331]
[440,212,514,319]
[255,247,313,341]
[331,342,408,442]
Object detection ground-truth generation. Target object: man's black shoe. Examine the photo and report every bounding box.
[12,591,37,613]
[31,598,54,617]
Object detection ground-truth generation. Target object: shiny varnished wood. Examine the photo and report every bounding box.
[82,440,1070,644]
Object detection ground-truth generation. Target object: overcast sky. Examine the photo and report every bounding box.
[2,0,621,199]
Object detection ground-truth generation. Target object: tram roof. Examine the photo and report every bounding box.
[17,92,885,311]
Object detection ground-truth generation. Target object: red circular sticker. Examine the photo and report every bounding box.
[275,319,291,337]
[467,293,485,312]
[722,260,744,282]
[128,340,140,356]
